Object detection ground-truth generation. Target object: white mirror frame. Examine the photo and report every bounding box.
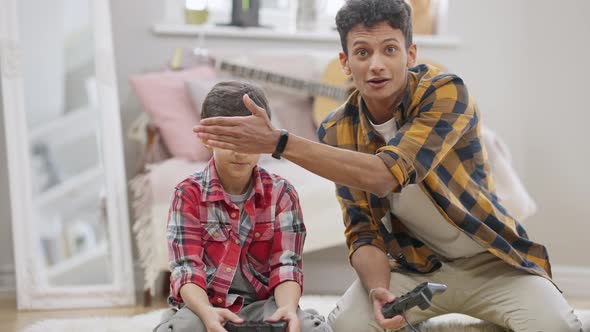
[0,0,136,309]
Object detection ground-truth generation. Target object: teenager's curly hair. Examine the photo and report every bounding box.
[335,0,413,54]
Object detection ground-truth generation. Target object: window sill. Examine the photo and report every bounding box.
[152,23,460,48]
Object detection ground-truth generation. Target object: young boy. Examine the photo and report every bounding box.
[155,81,331,332]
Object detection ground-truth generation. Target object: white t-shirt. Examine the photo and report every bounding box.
[371,117,485,260]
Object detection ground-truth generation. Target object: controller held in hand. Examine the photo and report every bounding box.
[382,282,448,319]
[224,320,287,332]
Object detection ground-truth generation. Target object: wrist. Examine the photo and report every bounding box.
[368,288,380,301]
[279,304,299,314]
[271,129,289,159]
[368,287,388,301]
[200,307,219,326]
[269,128,282,153]
[191,301,213,318]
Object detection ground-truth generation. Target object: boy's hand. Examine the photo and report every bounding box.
[202,307,243,332]
[266,306,300,332]
[370,287,407,331]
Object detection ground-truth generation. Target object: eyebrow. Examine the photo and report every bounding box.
[352,37,401,48]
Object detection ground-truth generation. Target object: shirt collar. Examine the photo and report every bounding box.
[356,71,416,144]
[200,158,265,204]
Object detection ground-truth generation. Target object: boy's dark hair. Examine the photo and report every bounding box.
[335,0,413,54]
[201,81,271,120]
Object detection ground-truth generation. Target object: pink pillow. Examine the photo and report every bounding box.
[130,66,216,161]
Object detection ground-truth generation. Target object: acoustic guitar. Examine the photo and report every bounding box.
[217,58,352,126]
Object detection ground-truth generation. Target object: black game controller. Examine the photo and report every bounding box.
[381,282,447,318]
[224,320,287,332]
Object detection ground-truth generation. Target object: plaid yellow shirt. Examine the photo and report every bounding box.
[318,64,552,280]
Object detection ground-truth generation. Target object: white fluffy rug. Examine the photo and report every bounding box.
[22,296,590,332]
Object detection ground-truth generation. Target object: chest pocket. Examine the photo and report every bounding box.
[247,222,274,271]
[202,222,228,266]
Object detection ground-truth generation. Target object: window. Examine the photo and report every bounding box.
[318,0,448,35]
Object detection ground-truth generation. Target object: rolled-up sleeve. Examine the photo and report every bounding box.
[377,75,476,190]
[167,187,207,305]
[268,183,306,291]
[335,183,387,261]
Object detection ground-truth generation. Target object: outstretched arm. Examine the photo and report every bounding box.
[194,94,398,197]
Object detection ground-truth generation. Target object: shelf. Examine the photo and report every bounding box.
[35,166,103,208]
[152,23,460,48]
[46,241,108,280]
[29,107,97,145]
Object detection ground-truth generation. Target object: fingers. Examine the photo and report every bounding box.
[374,307,405,330]
[204,139,239,151]
[288,321,300,332]
[266,309,299,332]
[382,315,406,330]
[372,290,406,330]
[194,125,241,138]
[370,287,395,303]
[374,305,405,331]
[220,309,243,324]
[265,309,284,322]
[242,94,268,118]
[287,316,301,332]
[372,299,386,322]
[196,116,242,128]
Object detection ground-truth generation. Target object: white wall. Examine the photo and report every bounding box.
[452,0,590,270]
[520,1,590,267]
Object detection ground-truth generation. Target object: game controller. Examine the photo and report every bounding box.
[381,282,447,318]
[224,320,287,332]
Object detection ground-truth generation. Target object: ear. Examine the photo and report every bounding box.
[407,43,417,68]
[339,51,351,75]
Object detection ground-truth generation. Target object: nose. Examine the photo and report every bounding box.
[369,53,385,74]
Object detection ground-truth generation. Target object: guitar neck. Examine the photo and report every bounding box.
[219,61,348,100]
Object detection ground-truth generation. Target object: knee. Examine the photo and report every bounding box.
[327,302,381,332]
[155,307,206,332]
[509,308,582,332]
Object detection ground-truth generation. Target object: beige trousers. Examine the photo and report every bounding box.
[327,252,582,332]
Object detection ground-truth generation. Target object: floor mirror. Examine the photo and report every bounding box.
[0,0,136,309]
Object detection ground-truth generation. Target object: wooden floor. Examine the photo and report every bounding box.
[1,292,589,332]
[0,292,168,332]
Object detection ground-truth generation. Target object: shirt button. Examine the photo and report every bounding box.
[225,267,232,273]
[213,232,220,238]
[230,212,237,218]
[216,297,223,304]
[254,232,260,238]
[234,239,240,244]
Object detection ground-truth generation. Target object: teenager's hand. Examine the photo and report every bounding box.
[202,307,243,332]
[370,287,407,331]
[193,94,279,154]
[266,306,300,332]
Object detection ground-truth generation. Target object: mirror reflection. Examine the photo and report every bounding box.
[19,0,112,286]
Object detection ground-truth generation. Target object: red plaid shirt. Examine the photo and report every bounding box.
[167,158,306,312]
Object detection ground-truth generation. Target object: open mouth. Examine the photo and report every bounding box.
[367,78,390,88]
